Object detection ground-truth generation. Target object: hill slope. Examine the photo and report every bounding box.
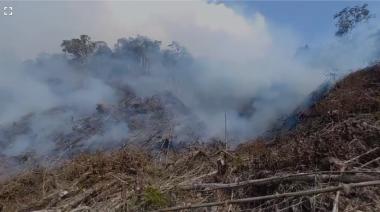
[1,66,380,211]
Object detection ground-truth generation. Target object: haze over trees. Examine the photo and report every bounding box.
[60,35,190,73]
[334,3,374,37]
[61,35,96,61]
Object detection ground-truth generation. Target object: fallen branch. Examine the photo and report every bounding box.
[333,148,380,211]
[109,173,130,184]
[157,180,380,211]
[59,181,116,210]
[332,180,343,212]
[177,170,218,187]
[360,157,380,168]
[178,171,380,191]
[333,164,347,212]
[344,147,379,165]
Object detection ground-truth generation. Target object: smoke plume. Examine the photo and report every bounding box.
[0,1,380,170]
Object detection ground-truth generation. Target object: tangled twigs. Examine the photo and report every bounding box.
[332,147,379,212]
[156,180,380,212]
[344,147,379,165]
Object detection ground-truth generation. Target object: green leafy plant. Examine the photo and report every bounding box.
[143,186,168,209]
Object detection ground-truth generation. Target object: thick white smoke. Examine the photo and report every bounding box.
[0,0,379,161]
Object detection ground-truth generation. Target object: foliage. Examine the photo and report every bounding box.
[115,36,161,63]
[334,4,374,37]
[93,41,112,56]
[143,186,169,209]
[60,34,193,74]
[163,41,192,66]
[61,35,96,61]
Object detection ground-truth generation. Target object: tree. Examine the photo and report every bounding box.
[163,42,192,66]
[114,35,162,72]
[93,41,112,56]
[61,35,96,61]
[334,4,374,37]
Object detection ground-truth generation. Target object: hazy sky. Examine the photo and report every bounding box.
[0,1,266,60]
[1,1,379,60]
[225,1,380,44]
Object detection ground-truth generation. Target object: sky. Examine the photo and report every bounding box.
[225,1,380,44]
[1,1,379,60]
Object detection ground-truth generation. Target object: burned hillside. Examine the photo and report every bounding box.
[0,34,323,178]
[4,1,380,211]
[0,87,204,179]
[1,64,380,211]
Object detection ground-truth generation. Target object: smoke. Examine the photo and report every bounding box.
[299,24,380,75]
[0,55,121,160]
[0,0,380,167]
[84,122,129,150]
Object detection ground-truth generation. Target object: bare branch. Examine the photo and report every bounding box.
[157,180,380,211]
[178,171,380,191]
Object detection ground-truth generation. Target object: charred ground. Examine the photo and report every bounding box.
[1,65,380,211]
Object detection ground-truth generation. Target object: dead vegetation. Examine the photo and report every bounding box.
[1,66,380,211]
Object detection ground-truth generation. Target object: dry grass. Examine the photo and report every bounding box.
[1,66,380,211]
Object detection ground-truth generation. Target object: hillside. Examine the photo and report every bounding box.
[0,88,202,180]
[1,65,380,211]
